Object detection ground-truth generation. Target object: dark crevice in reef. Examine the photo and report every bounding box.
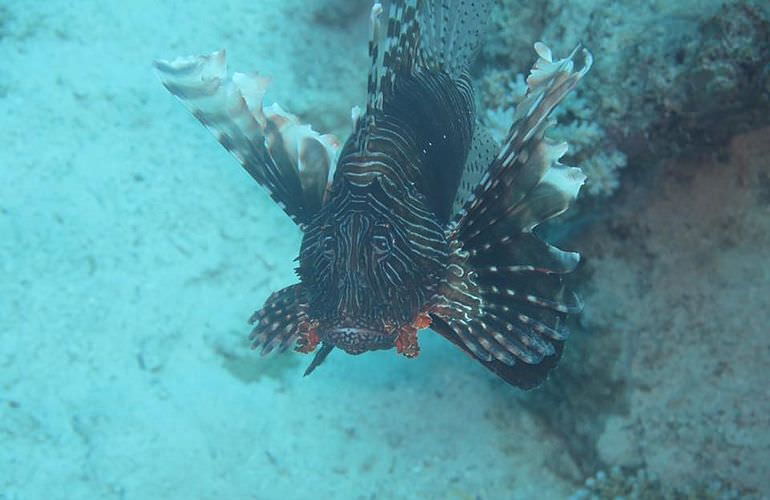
[480,1,770,203]
[638,3,770,160]
[522,315,631,481]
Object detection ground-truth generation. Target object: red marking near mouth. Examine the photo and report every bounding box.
[295,321,320,353]
[395,312,432,358]
[413,314,432,330]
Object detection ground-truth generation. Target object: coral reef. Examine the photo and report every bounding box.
[624,2,770,157]
[484,10,770,494]
[479,0,770,198]
[524,127,770,495]
[479,18,770,495]
[571,466,744,500]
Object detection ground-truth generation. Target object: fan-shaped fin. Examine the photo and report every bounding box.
[154,50,340,226]
[248,284,308,356]
[433,43,591,389]
[430,314,565,390]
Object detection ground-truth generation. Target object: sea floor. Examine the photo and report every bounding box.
[1,1,768,499]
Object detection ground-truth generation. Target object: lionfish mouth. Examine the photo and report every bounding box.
[323,327,395,354]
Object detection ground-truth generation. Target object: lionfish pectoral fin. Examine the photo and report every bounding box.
[429,314,565,390]
[303,343,335,377]
[154,51,340,226]
[248,283,311,356]
[434,43,591,389]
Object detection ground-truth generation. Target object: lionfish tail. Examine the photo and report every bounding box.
[433,43,592,389]
[153,51,340,226]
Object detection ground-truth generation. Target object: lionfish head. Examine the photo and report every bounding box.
[297,179,448,355]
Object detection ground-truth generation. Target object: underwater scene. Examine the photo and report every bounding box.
[1,0,769,498]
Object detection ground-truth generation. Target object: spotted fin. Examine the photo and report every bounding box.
[366,0,491,116]
[154,50,340,226]
[248,284,308,356]
[430,315,566,390]
[417,0,492,78]
[434,43,592,389]
[452,123,498,216]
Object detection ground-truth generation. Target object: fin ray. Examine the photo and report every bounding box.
[430,315,564,390]
[154,51,340,226]
[358,0,488,223]
[418,0,492,77]
[434,43,591,389]
[248,284,308,356]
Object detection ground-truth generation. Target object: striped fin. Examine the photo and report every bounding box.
[154,50,340,226]
[454,42,592,231]
[430,314,566,390]
[356,0,481,223]
[248,284,308,356]
[432,43,592,389]
[431,234,578,389]
[365,0,420,118]
[364,0,490,123]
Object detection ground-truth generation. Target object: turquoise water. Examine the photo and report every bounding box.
[1,1,768,498]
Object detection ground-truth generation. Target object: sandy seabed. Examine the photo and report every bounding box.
[2,1,768,499]
[0,2,573,498]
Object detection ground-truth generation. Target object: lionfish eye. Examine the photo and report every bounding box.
[321,235,335,256]
[373,235,390,254]
[372,223,393,255]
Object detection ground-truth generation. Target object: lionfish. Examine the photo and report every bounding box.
[155,0,592,389]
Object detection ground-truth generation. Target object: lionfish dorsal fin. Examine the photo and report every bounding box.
[154,51,340,226]
[452,122,499,216]
[365,0,492,116]
[416,0,492,77]
[353,0,493,223]
[365,0,420,119]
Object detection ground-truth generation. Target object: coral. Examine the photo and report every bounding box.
[478,0,770,198]
[481,66,625,197]
[571,466,745,500]
[482,0,543,65]
[483,106,513,144]
[479,69,527,110]
[580,150,627,198]
[479,70,527,143]
[536,128,770,496]
[627,1,770,156]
